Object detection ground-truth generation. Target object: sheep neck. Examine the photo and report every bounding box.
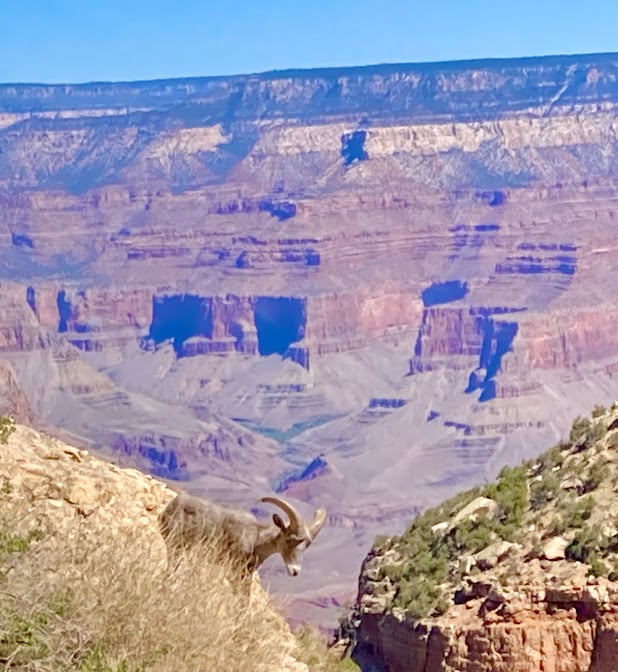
[253,524,284,567]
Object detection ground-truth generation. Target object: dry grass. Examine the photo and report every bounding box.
[292,627,359,672]
[0,519,300,671]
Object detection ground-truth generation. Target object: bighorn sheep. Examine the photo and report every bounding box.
[159,493,327,576]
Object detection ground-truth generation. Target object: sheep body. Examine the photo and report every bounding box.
[160,493,260,561]
[159,492,327,576]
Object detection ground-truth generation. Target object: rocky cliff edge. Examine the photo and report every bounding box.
[0,419,313,672]
[352,403,618,672]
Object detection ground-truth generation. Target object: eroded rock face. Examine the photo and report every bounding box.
[1,54,618,369]
[0,423,176,542]
[351,606,616,672]
[356,587,618,672]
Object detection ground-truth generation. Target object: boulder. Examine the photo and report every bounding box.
[452,496,499,527]
[560,476,583,491]
[543,536,570,561]
[473,540,515,571]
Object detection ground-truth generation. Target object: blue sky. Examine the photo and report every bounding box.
[1,0,617,83]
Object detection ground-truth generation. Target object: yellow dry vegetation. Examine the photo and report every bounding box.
[0,519,304,672]
[0,418,357,671]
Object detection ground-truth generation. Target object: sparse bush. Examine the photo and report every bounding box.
[592,404,607,419]
[568,410,607,447]
[396,577,445,620]
[384,470,533,618]
[582,460,607,493]
[541,445,566,470]
[592,419,608,443]
[377,403,618,622]
[447,516,494,555]
[565,524,607,568]
[529,535,544,559]
[589,556,608,578]
[607,432,618,451]
[483,465,528,536]
[561,496,595,528]
[565,536,589,563]
[570,416,592,447]
[497,571,509,586]
[373,535,391,552]
[294,626,360,671]
[530,471,561,511]
[546,515,567,538]
[0,416,15,445]
[387,485,516,618]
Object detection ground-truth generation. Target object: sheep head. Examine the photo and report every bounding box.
[260,496,327,576]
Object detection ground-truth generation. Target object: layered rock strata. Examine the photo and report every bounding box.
[3,52,618,628]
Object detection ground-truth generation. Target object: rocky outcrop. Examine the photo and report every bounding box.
[351,404,618,671]
[0,421,176,540]
[356,594,618,672]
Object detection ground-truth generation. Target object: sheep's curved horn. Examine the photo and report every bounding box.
[307,508,327,540]
[260,496,303,531]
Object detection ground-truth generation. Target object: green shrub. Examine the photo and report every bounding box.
[386,470,532,619]
[561,496,595,528]
[0,416,15,445]
[446,516,494,555]
[565,524,605,564]
[396,577,445,620]
[541,445,566,470]
[570,416,592,446]
[589,556,608,578]
[583,460,607,493]
[565,536,590,563]
[530,471,561,511]
[483,465,528,536]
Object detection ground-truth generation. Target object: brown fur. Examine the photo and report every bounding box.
[159,493,326,576]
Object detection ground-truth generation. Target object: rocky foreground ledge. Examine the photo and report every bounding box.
[351,405,618,672]
[0,423,175,536]
[0,422,313,672]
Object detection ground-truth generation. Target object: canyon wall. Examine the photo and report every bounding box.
[3,52,618,629]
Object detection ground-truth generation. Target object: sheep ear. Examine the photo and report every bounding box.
[273,513,287,531]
